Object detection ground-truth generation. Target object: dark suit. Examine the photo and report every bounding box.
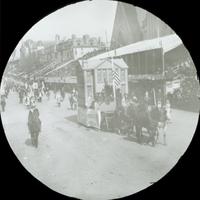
[28,108,41,147]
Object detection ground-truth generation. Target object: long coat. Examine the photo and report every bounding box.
[28,108,41,134]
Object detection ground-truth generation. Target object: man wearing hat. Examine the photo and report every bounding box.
[27,105,41,148]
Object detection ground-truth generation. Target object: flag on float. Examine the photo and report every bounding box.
[112,67,120,88]
[111,57,120,100]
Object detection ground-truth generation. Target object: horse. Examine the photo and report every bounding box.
[126,101,138,135]
[127,103,159,146]
[113,106,129,134]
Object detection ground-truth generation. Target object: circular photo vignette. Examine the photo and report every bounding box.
[1,1,199,200]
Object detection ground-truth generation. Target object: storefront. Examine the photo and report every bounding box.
[128,74,166,105]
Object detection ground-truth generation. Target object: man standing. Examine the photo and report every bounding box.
[28,106,41,148]
[0,94,6,112]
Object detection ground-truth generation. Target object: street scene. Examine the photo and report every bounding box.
[1,1,200,200]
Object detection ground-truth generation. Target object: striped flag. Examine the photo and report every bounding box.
[112,68,120,87]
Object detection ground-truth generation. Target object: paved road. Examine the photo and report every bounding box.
[1,91,199,200]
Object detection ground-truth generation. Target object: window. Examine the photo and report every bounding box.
[87,85,93,98]
[103,69,107,82]
[97,69,102,83]
[86,71,93,84]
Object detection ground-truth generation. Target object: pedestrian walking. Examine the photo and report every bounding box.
[38,91,42,102]
[27,106,41,148]
[46,88,50,100]
[56,91,62,107]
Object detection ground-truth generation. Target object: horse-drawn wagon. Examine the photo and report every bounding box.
[75,51,168,146]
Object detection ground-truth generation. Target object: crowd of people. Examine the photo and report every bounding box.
[1,77,78,148]
[83,84,171,146]
[1,76,173,148]
[111,92,170,146]
[167,78,199,112]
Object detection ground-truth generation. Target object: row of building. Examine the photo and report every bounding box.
[19,34,106,68]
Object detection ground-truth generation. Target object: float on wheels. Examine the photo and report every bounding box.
[76,58,129,129]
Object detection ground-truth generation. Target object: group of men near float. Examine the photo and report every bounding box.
[86,85,171,147]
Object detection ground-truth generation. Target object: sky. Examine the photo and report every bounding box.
[14,0,146,58]
[22,0,118,42]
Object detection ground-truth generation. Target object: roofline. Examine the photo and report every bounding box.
[79,58,128,70]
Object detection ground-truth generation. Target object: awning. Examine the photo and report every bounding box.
[44,59,75,76]
[89,34,182,60]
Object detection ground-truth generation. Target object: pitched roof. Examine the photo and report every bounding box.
[78,58,128,70]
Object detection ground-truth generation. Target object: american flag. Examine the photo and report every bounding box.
[112,68,120,87]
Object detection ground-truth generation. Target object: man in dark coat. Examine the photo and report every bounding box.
[28,106,41,148]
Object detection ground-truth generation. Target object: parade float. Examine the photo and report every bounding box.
[76,58,128,129]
